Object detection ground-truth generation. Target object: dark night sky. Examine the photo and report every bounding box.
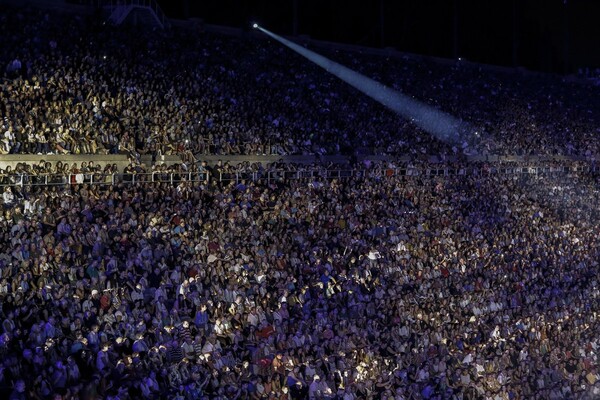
[157,0,600,74]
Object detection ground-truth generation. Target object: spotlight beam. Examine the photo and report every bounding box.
[257,26,469,143]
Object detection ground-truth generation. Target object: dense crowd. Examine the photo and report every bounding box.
[2,4,600,400]
[323,51,600,157]
[2,6,600,159]
[0,159,599,399]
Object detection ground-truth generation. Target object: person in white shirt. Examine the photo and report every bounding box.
[367,248,382,261]
[4,128,15,144]
[3,187,15,208]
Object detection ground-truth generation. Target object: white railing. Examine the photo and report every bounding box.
[0,171,209,188]
[0,164,592,189]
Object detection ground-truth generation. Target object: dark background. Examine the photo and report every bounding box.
[156,0,600,74]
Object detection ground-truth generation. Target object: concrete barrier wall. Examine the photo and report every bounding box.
[0,152,588,172]
[194,154,352,166]
[195,155,311,166]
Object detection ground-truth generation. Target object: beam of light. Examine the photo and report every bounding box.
[257,26,471,143]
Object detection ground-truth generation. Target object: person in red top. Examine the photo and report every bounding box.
[100,292,111,311]
[257,322,275,339]
[440,261,450,278]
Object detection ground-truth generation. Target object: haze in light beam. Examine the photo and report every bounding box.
[257,26,471,143]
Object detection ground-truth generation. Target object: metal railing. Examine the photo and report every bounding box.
[0,164,594,190]
[0,172,209,188]
[215,169,355,184]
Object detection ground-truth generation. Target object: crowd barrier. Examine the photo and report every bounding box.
[0,164,594,189]
[0,172,209,187]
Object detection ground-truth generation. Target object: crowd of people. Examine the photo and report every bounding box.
[1,158,600,399]
[1,6,600,160]
[1,3,600,400]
